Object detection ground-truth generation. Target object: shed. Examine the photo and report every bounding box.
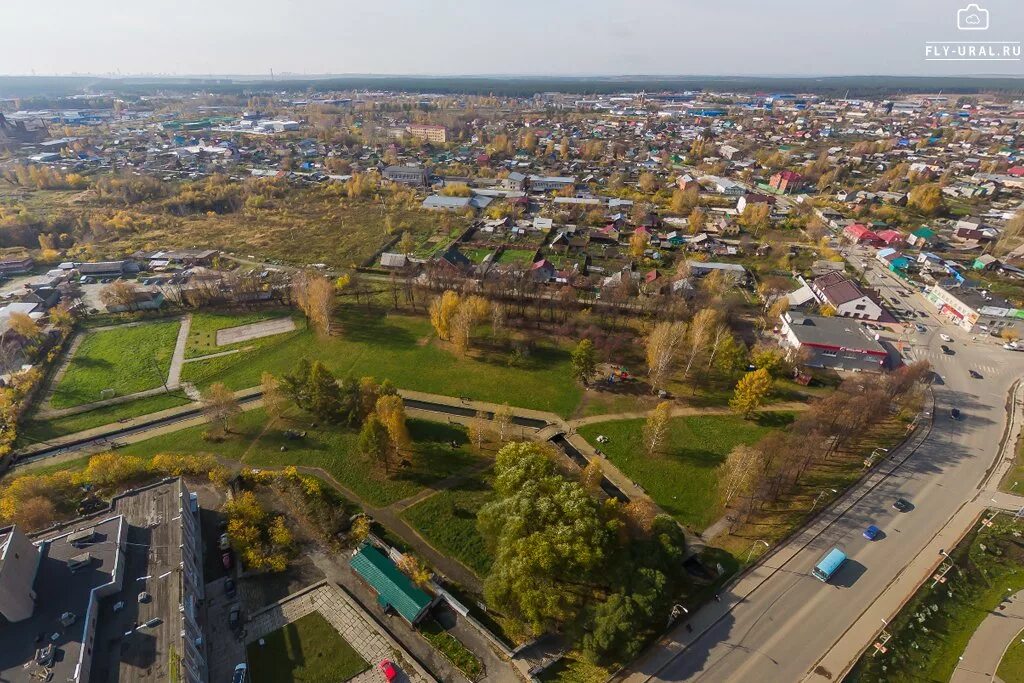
[349,544,432,625]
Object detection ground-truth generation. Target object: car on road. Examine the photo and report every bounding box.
[915,324,927,333]
[941,345,954,355]
[892,498,913,513]
[951,407,961,420]
[219,533,230,550]
[941,334,952,342]
[863,524,881,541]
[232,663,248,683]
[137,592,151,604]
[969,369,983,379]
[228,608,241,630]
[379,660,397,681]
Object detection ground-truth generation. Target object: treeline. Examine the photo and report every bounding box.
[718,361,931,523]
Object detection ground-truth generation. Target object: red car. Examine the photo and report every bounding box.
[378,659,396,681]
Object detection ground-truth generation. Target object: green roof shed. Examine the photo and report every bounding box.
[350,544,432,625]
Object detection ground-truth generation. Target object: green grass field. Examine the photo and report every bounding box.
[185,309,291,358]
[50,321,181,408]
[18,392,193,445]
[246,612,368,683]
[120,408,483,507]
[401,473,495,576]
[180,308,582,416]
[999,629,1024,683]
[578,413,791,531]
[496,248,537,265]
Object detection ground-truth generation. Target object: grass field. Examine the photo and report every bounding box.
[50,321,181,408]
[848,518,1024,683]
[119,408,483,507]
[401,473,495,576]
[185,309,291,358]
[496,248,537,265]
[246,612,368,683]
[578,413,792,531]
[179,308,582,416]
[18,392,193,445]
[537,655,609,683]
[999,628,1024,683]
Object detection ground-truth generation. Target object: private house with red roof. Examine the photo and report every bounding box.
[875,229,905,246]
[810,272,885,320]
[843,223,884,246]
[769,170,805,194]
[530,258,556,282]
[1008,166,1024,177]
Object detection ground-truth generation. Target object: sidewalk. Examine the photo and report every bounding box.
[951,589,1024,683]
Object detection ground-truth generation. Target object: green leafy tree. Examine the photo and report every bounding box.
[570,339,597,385]
[307,361,342,421]
[281,358,313,409]
[358,413,393,474]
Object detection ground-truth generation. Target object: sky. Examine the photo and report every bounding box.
[2,0,1023,77]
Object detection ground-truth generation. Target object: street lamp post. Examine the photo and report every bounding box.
[744,539,769,564]
[811,488,839,512]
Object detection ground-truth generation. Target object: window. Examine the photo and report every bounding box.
[822,350,838,357]
[855,304,866,311]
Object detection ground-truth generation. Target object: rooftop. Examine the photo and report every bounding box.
[784,312,887,354]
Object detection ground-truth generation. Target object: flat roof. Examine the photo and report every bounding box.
[0,480,190,683]
[785,312,887,354]
[0,516,123,683]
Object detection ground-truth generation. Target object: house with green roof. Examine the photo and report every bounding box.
[349,544,433,625]
[908,227,937,248]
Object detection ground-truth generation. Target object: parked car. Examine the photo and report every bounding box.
[232,663,248,683]
[915,324,927,333]
[224,578,236,598]
[892,498,913,513]
[940,334,952,342]
[228,608,241,630]
[219,533,230,550]
[941,345,954,355]
[951,407,961,420]
[863,524,881,541]
[969,369,983,379]
[378,659,397,682]
[137,592,151,604]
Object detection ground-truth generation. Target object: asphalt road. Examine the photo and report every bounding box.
[626,257,1024,682]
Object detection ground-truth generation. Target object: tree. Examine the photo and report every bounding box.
[638,172,658,193]
[397,554,432,587]
[376,394,411,455]
[671,186,698,214]
[261,372,285,421]
[281,358,313,409]
[570,339,597,385]
[580,459,604,493]
[429,290,461,341]
[359,413,393,474]
[740,202,771,235]
[450,295,489,355]
[350,515,371,543]
[718,444,764,506]
[629,230,650,260]
[48,304,74,335]
[99,280,139,311]
[730,368,773,418]
[7,312,40,341]
[908,183,944,216]
[646,322,687,390]
[358,376,381,422]
[203,382,241,439]
[493,403,514,443]
[643,401,672,456]
[398,230,416,256]
[307,361,342,421]
[682,308,720,380]
[688,207,707,234]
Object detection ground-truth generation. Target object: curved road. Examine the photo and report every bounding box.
[622,258,1024,682]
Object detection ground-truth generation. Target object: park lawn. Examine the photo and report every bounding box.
[120,408,483,507]
[401,473,495,577]
[51,321,181,408]
[246,612,368,683]
[180,307,582,416]
[18,392,193,444]
[185,309,292,358]
[998,628,1024,683]
[578,413,792,531]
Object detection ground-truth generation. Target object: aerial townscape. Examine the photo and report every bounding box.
[3,4,1024,683]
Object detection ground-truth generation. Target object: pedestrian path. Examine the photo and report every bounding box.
[951,590,1024,683]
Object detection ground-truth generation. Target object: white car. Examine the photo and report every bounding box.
[940,334,952,342]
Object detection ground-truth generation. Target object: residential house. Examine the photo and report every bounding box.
[810,272,885,320]
[875,230,904,247]
[0,255,33,276]
[686,261,749,284]
[973,254,1001,271]
[104,290,164,313]
[736,193,775,214]
[843,223,884,247]
[769,170,805,194]
[530,259,556,282]
[907,227,936,248]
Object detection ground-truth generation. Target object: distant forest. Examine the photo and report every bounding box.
[2,74,1024,100]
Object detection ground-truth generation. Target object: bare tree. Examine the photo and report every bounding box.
[645,321,687,391]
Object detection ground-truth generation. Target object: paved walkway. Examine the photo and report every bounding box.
[246,580,436,683]
[952,590,1024,683]
[166,313,192,389]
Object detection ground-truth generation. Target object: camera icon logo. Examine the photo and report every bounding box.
[957,3,989,30]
